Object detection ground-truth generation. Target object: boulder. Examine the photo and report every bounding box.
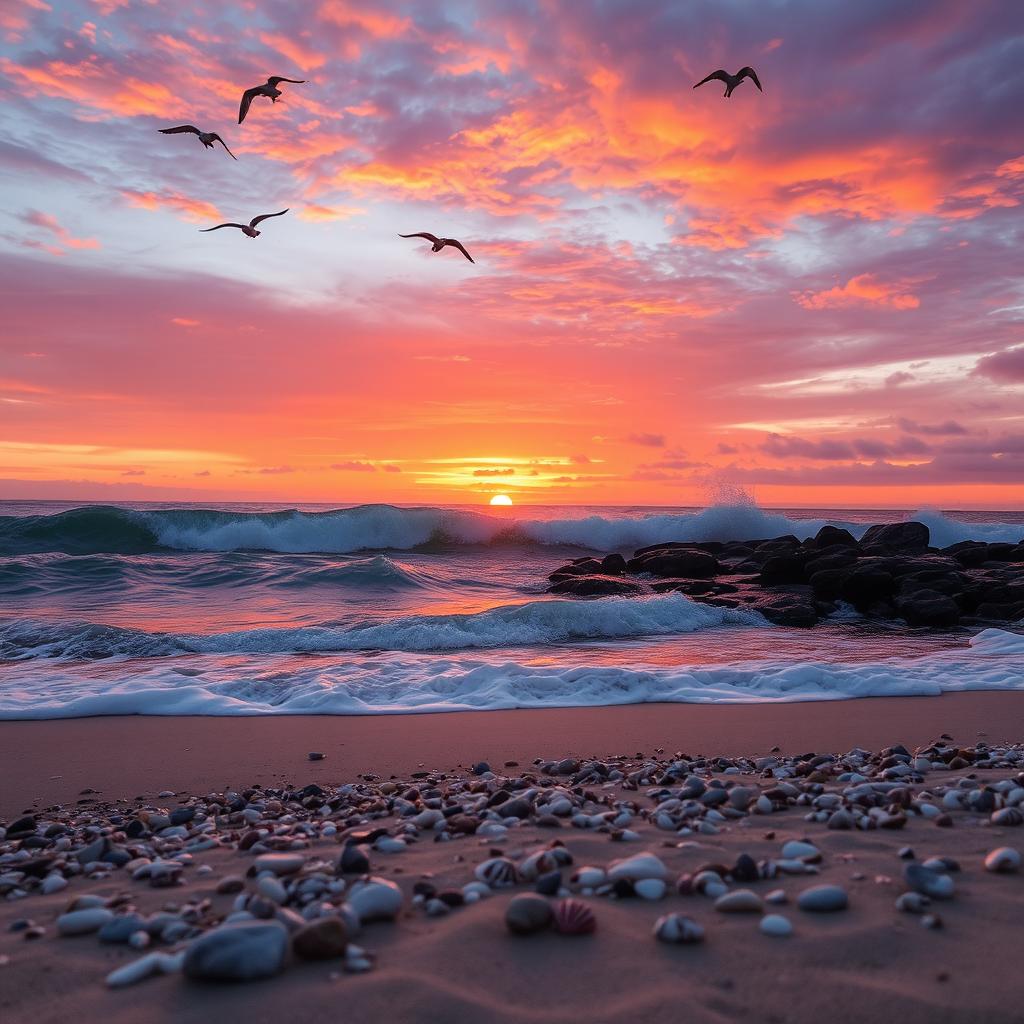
[548,575,645,597]
[805,548,859,575]
[759,553,809,585]
[812,525,859,549]
[601,553,628,575]
[896,589,960,628]
[751,594,819,628]
[627,549,719,578]
[839,566,896,609]
[860,521,930,554]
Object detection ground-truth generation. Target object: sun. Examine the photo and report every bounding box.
[489,494,513,506]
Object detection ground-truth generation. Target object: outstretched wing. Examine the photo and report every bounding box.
[738,66,763,91]
[200,223,246,233]
[447,239,475,264]
[238,86,260,124]
[211,134,238,160]
[250,209,289,227]
[158,125,201,135]
[693,69,729,89]
[267,77,305,87]
[399,232,440,244]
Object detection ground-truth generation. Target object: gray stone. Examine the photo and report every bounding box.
[797,885,848,912]
[183,921,288,982]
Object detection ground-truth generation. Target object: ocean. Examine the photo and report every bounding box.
[0,500,1022,718]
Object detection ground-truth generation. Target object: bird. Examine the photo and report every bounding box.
[399,232,475,263]
[157,125,237,159]
[200,209,289,238]
[693,66,762,97]
[238,77,306,123]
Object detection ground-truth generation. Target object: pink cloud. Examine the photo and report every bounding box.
[797,274,920,311]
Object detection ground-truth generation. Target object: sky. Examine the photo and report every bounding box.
[1,0,1023,509]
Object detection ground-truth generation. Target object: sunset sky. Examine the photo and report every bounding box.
[1,0,1022,507]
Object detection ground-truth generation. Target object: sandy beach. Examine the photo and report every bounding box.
[3,694,1024,1024]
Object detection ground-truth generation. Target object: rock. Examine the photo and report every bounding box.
[601,553,628,575]
[471,761,491,775]
[627,548,719,578]
[715,889,763,913]
[338,844,371,874]
[634,878,667,900]
[731,853,759,883]
[781,840,820,862]
[254,853,304,875]
[984,847,1021,874]
[896,892,930,914]
[904,864,954,900]
[991,807,1023,827]
[347,877,404,923]
[653,913,704,944]
[183,921,289,982]
[106,951,183,989]
[216,875,246,894]
[548,574,644,596]
[292,917,348,960]
[505,894,553,935]
[839,567,895,609]
[760,914,793,937]
[813,525,859,549]
[307,752,325,761]
[58,908,114,936]
[860,521,930,553]
[607,852,668,883]
[797,885,848,912]
[257,876,288,905]
[896,589,960,628]
[99,914,149,944]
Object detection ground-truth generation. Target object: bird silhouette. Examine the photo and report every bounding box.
[158,125,237,159]
[200,210,289,238]
[238,77,306,124]
[693,66,762,97]
[399,232,475,263]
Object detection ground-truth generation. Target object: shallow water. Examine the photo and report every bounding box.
[0,500,1021,717]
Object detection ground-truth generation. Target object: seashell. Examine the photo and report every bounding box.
[517,848,570,881]
[551,898,596,936]
[653,913,704,944]
[474,857,518,889]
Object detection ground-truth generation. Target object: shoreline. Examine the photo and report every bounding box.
[3,691,1022,817]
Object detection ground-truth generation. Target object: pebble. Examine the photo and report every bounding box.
[254,853,305,876]
[292,917,349,960]
[797,885,848,912]
[339,844,371,875]
[505,894,554,935]
[607,852,668,882]
[57,908,114,936]
[106,951,183,989]
[984,847,1021,874]
[634,878,667,900]
[347,877,404,923]
[781,840,820,862]
[715,889,764,913]
[895,892,930,914]
[653,913,704,944]
[759,914,793,937]
[904,864,955,900]
[183,921,289,982]
[308,752,326,761]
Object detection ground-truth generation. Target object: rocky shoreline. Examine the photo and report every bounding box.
[546,521,1024,627]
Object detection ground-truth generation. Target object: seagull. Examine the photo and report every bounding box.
[693,66,763,97]
[399,232,475,264]
[157,125,237,159]
[200,209,289,238]
[238,77,306,123]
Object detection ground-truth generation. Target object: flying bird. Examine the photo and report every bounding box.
[693,66,763,97]
[238,76,305,123]
[399,232,475,264]
[157,125,237,159]
[200,209,289,238]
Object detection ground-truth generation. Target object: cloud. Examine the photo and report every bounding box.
[20,210,100,255]
[797,274,920,311]
[472,467,515,476]
[896,417,968,436]
[973,347,1024,384]
[330,461,377,471]
[625,432,666,448]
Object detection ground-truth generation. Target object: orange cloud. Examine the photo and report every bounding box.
[797,274,921,311]
[121,189,220,222]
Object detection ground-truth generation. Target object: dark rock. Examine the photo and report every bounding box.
[292,917,348,960]
[548,575,644,596]
[896,589,960,628]
[601,553,627,575]
[860,521,930,554]
[183,921,289,981]
[338,844,371,875]
[840,567,896,609]
[805,548,860,575]
[812,525,859,549]
[6,816,36,838]
[170,807,196,826]
[752,593,819,627]
[759,553,809,585]
[626,549,719,578]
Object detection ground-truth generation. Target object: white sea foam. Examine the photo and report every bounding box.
[0,628,1020,719]
[0,594,766,660]
[136,503,1023,554]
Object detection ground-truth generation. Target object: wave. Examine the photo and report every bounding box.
[0,594,766,660]
[1,502,1021,556]
[0,628,1020,719]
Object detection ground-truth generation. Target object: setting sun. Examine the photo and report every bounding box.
[489,494,513,506]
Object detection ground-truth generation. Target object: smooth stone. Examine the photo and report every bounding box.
[653,913,704,944]
[253,854,304,876]
[607,852,668,883]
[505,894,554,935]
[347,877,403,923]
[896,892,930,913]
[41,874,68,895]
[760,914,793,937]
[99,914,149,944]
[904,864,954,900]
[257,876,288,905]
[781,840,820,861]
[292,917,348,960]
[183,921,289,982]
[634,878,667,901]
[58,908,114,936]
[715,889,763,913]
[216,875,246,894]
[106,952,183,989]
[338,844,371,874]
[797,885,848,912]
[984,847,1021,873]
